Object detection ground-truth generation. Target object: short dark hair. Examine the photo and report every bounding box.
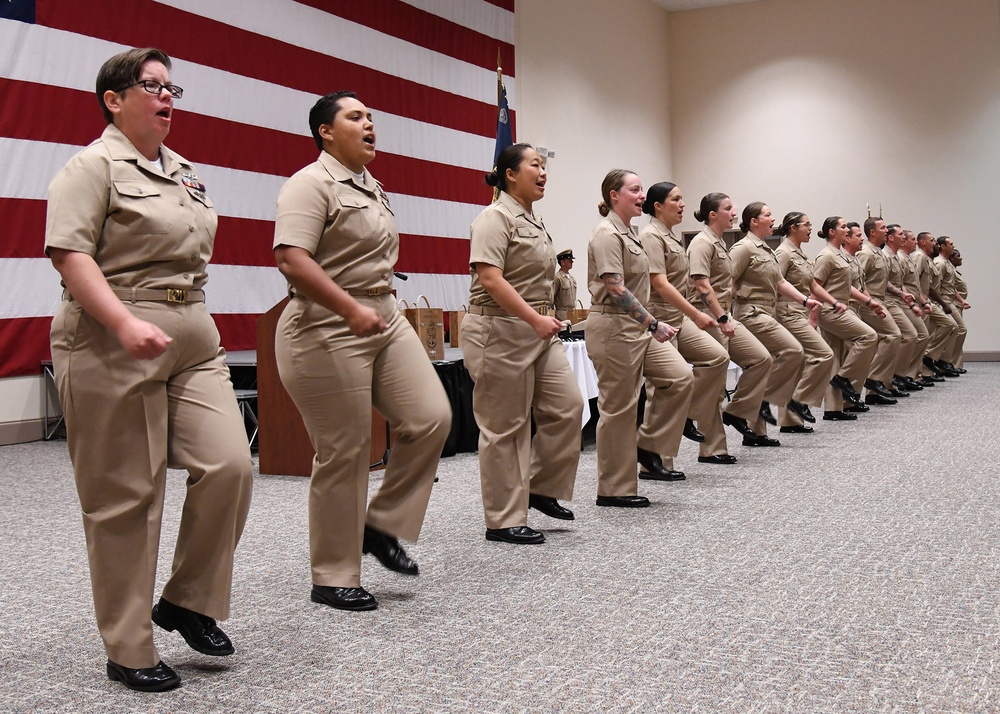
[936,235,952,246]
[485,143,534,192]
[846,222,861,232]
[308,91,358,151]
[886,224,902,236]
[693,193,729,224]
[642,182,677,216]
[96,47,171,124]
[863,216,883,237]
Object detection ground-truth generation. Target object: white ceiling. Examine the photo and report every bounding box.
[651,0,762,11]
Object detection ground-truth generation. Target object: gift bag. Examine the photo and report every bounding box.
[401,295,445,360]
[565,300,590,325]
[449,304,467,347]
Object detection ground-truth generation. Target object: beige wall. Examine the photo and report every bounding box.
[515,0,673,303]
[668,0,1000,351]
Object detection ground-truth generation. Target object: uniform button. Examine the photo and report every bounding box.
[190,254,197,261]
[381,253,388,259]
[136,188,143,194]
[184,274,190,279]
[189,226,195,232]
[179,200,185,206]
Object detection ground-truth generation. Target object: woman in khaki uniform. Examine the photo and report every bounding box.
[811,217,878,420]
[639,182,729,468]
[585,170,693,507]
[46,48,253,692]
[274,92,451,612]
[773,213,837,430]
[730,203,816,442]
[687,193,772,460]
[461,144,583,545]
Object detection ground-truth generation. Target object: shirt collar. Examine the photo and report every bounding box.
[100,123,187,176]
[319,151,374,192]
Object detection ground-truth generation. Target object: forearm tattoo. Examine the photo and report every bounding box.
[697,290,713,309]
[606,273,652,325]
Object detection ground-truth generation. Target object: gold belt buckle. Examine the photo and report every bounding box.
[367,287,382,296]
[166,288,187,303]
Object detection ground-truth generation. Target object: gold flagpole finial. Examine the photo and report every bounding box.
[866,203,871,218]
[879,202,882,218]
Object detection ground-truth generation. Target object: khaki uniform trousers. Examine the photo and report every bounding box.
[952,307,967,368]
[733,302,805,436]
[461,314,583,529]
[276,295,451,588]
[858,303,901,388]
[701,318,772,454]
[776,304,834,427]
[819,307,877,410]
[50,300,253,669]
[944,304,967,366]
[586,311,693,497]
[925,304,958,362]
[885,298,925,379]
[650,316,729,467]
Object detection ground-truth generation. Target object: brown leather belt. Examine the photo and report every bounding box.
[588,304,624,314]
[468,303,549,317]
[347,286,393,297]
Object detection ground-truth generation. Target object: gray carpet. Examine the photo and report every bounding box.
[1,366,997,713]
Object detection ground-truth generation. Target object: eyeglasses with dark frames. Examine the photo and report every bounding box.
[117,79,184,99]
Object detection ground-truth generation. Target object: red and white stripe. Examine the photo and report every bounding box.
[0,0,515,378]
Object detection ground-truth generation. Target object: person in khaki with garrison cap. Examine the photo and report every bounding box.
[552,249,579,321]
[462,144,583,545]
[855,218,904,403]
[773,212,837,430]
[274,92,451,613]
[730,203,816,442]
[46,47,253,692]
[585,169,693,508]
[686,192,772,461]
[882,224,929,393]
[639,181,729,468]
[811,217,878,420]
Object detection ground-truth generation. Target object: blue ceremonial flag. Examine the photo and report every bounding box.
[1,0,36,23]
[493,56,513,171]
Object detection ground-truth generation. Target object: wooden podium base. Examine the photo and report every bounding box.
[256,298,390,477]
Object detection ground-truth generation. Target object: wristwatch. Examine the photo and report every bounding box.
[716,314,729,325]
[648,319,659,334]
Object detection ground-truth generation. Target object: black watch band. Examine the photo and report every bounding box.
[717,314,729,324]
[648,319,658,334]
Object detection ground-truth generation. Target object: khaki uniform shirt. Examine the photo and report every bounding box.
[730,234,781,313]
[910,249,936,297]
[812,242,853,302]
[955,270,968,301]
[274,152,396,295]
[775,238,814,316]
[467,190,555,308]
[934,255,957,305]
[899,250,923,298]
[687,227,733,311]
[858,241,889,299]
[883,245,906,302]
[639,217,686,326]
[45,124,217,291]
[588,211,649,307]
[552,270,578,311]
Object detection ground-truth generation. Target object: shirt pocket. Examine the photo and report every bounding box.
[112,180,173,235]
[336,192,378,239]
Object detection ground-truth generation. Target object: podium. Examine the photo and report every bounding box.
[256,298,390,476]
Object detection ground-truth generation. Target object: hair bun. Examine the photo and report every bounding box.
[484,171,499,188]
[693,210,704,222]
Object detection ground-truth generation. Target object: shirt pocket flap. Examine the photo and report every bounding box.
[337,193,369,209]
[113,181,161,198]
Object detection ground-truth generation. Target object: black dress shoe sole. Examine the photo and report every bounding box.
[152,604,235,657]
[638,470,686,481]
[310,588,378,611]
[106,661,181,693]
[697,455,738,464]
[779,425,814,434]
[823,411,858,421]
[595,496,650,508]
[485,529,545,544]
[742,437,781,447]
[528,498,575,521]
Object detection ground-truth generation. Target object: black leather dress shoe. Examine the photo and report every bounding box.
[528,494,575,520]
[722,411,756,438]
[845,402,870,413]
[787,399,816,423]
[923,375,944,384]
[935,360,961,377]
[742,434,781,447]
[923,356,945,376]
[864,392,897,405]
[759,401,777,426]
[697,454,737,464]
[865,380,897,399]
[780,424,814,434]
[951,364,967,374]
[596,495,650,508]
[830,374,860,399]
[152,598,234,656]
[363,525,418,575]
[637,447,684,481]
[888,388,909,398]
[639,468,686,481]
[311,585,378,611]
[902,377,924,391]
[823,410,858,421]
[683,418,705,443]
[486,526,545,544]
[106,660,180,692]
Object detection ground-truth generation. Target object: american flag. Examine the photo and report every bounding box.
[0,0,515,378]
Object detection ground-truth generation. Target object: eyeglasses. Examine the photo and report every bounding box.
[796,222,813,228]
[117,79,184,99]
